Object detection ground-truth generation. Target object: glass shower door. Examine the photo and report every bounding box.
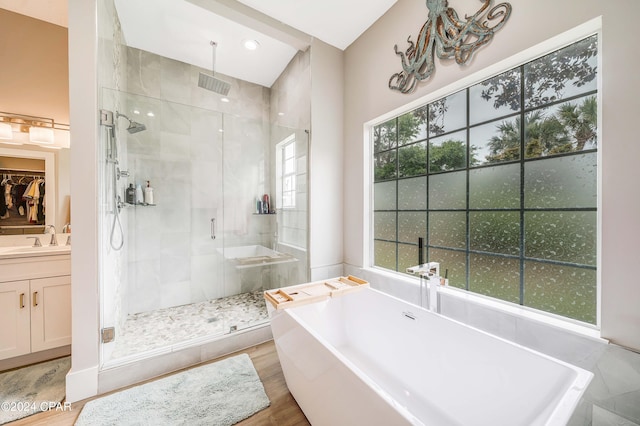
[220,116,310,333]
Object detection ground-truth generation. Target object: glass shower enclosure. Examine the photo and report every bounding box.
[99,88,309,364]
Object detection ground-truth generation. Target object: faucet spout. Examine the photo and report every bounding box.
[45,225,58,246]
[406,262,441,312]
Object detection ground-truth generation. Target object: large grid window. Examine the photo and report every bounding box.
[372,35,598,324]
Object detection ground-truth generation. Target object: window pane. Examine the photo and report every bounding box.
[525,211,596,266]
[398,212,427,244]
[525,96,597,159]
[429,248,467,290]
[470,212,520,255]
[429,130,467,173]
[374,181,396,210]
[373,118,396,152]
[469,254,520,304]
[284,158,295,174]
[525,35,597,110]
[374,150,397,181]
[469,69,521,125]
[429,212,466,249]
[398,177,426,210]
[399,142,427,177]
[374,212,396,241]
[469,164,520,209]
[284,175,295,192]
[428,90,467,136]
[525,152,597,208]
[284,142,295,158]
[429,171,466,209]
[374,240,396,271]
[470,116,520,166]
[524,261,596,324]
[399,243,421,275]
[398,106,428,146]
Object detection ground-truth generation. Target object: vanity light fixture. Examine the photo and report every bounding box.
[0,112,69,147]
[29,126,55,144]
[243,39,260,51]
[0,122,12,140]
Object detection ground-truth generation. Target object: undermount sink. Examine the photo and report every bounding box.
[0,244,71,256]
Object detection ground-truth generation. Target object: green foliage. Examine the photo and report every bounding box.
[486,96,597,162]
[398,144,426,177]
[480,35,597,110]
[430,139,476,172]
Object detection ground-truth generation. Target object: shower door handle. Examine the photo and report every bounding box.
[211,218,216,240]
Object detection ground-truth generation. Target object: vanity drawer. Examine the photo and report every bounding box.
[0,255,71,282]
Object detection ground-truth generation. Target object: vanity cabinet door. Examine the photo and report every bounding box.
[0,280,31,360]
[30,275,71,352]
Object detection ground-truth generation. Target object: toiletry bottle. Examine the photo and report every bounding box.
[135,184,143,204]
[262,194,269,214]
[126,183,136,204]
[144,180,154,205]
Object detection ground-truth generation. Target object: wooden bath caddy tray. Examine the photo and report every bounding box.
[264,275,369,310]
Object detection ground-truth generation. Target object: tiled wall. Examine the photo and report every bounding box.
[97,0,129,362]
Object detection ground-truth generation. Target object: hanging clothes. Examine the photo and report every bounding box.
[37,180,45,223]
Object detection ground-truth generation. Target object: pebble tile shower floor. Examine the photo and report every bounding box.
[110,291,269,359]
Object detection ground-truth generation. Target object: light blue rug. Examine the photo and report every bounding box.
[0,356,71,424]
[75,353,270,426]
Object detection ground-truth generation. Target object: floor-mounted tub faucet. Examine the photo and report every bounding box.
[406,262,441,312]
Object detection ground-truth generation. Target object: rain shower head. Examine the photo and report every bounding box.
[116,112,147,134]
[198,41,231,95]
[198,72,231,95]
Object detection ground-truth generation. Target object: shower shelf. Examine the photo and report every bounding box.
[127,203,156,207]
[253,213,276,215]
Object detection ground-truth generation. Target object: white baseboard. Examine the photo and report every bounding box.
[66,364,99,403]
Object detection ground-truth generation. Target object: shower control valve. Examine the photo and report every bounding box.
[116,167,130,180]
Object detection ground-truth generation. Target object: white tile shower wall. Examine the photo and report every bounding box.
[97,0,129,353]
[344,263,640,426]
[270,50,310,275]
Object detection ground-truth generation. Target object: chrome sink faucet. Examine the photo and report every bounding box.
[26,236,42,247]
[45,225,58,246]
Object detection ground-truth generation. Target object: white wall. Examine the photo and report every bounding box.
[343,0,640,351]
[67,0,100,402]
[309,39,345,280]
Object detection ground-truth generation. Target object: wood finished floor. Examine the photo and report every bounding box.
[9,340,310,426]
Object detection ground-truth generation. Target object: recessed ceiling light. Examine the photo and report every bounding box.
[133,110,140,115]
[221,97,230,103]
[278,112,285,116]
[218,129,224,133]
[147,112,155,117]
[243,39,260,51]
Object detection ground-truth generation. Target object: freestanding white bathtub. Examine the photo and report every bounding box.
[269,287,592,426]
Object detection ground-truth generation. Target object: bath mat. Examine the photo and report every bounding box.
[0,356,71,424]
[75,353,270,426]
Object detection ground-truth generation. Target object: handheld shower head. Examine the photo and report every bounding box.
[116,112,147,134]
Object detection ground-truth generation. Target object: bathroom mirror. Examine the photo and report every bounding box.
[0,147,55,234]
